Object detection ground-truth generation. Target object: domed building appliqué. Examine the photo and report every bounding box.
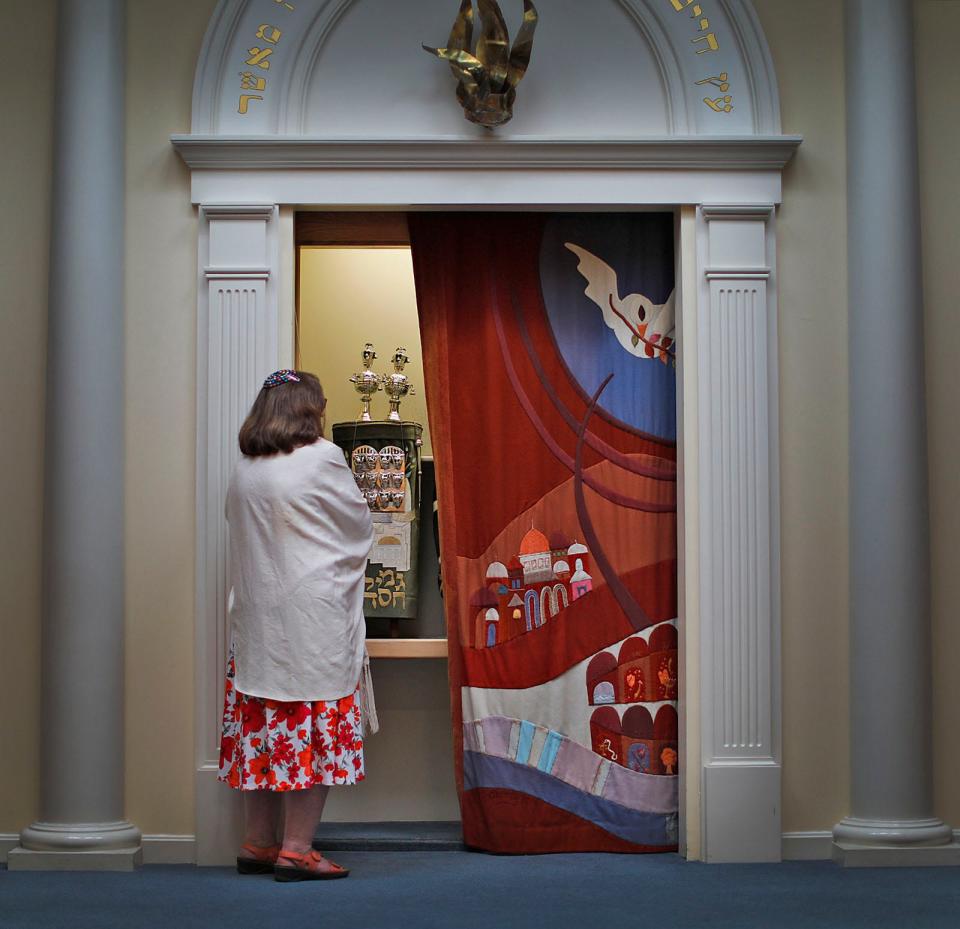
[473,529,593,648]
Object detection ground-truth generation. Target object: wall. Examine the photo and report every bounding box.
[3,0,958,847]
[0,0,55,836]
[122,0,218,836]
[298,247,433,455]
[916,0,960,831]
[754,0,851,835]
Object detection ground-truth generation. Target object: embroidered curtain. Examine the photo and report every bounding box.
[410,213,678,853]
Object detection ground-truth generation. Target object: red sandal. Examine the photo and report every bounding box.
[274,848,350,882]
[236,842,280,875]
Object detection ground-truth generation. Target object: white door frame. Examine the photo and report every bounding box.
[174,138,794,864]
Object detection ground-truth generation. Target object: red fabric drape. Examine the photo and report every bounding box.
[411,213,678,853]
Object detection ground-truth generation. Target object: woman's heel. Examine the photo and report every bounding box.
[236,857,275,875]
[236,842,280,875]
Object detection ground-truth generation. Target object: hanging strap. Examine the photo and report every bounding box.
[360,649,380,735]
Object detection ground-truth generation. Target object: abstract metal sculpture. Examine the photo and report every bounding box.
[422,0,538,129]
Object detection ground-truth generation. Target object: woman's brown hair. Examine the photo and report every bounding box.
[238,371,327,456]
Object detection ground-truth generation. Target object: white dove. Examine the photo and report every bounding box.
[564,242,676,364]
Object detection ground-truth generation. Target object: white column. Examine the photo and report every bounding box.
[696,205,781,862]
[194,204,280,865]
[832,0,958,866]
[10,0,139,870]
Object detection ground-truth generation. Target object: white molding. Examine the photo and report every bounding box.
[204,268,271,280]
[716,0,782,134]
[704,268,771,280]
[141,835,197,865]
[185,169,789,211]
[782,831,834,861]
[696,203,782,861]
[195,203,281,860]
[700,204,776,220]
[191,1,783,137]
[199,203,276,219]
[677,206,702,860]
[172,136,802,172]
[0,834,18,860]
[3,830,870,865]
[1,834,196,865]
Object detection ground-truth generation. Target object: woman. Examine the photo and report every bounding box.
[217,369,373,881]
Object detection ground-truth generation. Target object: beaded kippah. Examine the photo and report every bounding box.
[263,369,301,389]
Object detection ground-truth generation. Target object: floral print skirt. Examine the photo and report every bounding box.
[218,647,365,791]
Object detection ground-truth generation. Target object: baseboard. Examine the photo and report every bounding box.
[5,828,959,866]
[141,835,197,864]
[0,834,18,862]
[782,829,960,862]
[0,833,196,866]
[781,831,833,860]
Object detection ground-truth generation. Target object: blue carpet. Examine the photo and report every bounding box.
[1,853,959,929]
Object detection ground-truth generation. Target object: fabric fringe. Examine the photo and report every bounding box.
[360,650,379,735]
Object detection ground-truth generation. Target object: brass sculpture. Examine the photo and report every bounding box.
[422,0,538,129]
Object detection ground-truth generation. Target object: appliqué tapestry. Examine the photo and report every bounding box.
[411,214,678,853]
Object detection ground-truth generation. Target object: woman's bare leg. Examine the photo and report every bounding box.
[279,784,329,854]
[242,790,281,848]
[277,784,347,873]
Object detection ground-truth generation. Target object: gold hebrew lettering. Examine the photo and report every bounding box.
[703,95,733,113]
[245,47,273,69]
[692,33,719,53]
[239,71,266,91]
[695,72,730,92]
[255,24,282,44]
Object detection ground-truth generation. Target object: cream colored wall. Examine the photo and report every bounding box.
[122,0,218,836]
[754,0,851,834]
[916,0,960,831]
[298,248,433,455]
[0,0,54,836]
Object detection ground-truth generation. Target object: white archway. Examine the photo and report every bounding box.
[190,0,782,137]
[174,0,798,865]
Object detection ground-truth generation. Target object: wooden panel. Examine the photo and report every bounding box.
[295,211,410,246]
[366,638,448,659]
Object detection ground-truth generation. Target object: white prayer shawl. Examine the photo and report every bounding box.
[225,438,373,702]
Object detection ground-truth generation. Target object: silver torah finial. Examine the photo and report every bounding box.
[381,347,417,422]
[349,342,383,422]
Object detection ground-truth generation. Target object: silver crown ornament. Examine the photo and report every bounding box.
[348,343,383,422]
[381,347,417,422]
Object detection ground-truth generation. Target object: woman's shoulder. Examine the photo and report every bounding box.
[296,437,343,462]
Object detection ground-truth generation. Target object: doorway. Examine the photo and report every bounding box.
[294,209,681,853]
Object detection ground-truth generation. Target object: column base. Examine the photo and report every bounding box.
[832,817,960,867]
[9,820,142,871]
[8,846,142,871]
